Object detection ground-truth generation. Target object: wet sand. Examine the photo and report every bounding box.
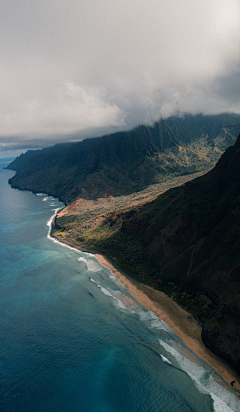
[96,253,240,395]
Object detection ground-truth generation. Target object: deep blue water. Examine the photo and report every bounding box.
[0,160,239,412]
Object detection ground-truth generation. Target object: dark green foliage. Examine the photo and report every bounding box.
[91,131,240,371]
[7,113,240,203]
[7,113,240,371]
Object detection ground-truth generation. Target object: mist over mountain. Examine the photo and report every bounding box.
[7,113,240,203]
[6,112,240,373]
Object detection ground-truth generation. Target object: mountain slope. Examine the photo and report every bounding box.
[7,113,240,203]
[7,113,240,372]
[66,134,240,372]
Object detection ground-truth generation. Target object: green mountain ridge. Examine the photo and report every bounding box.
[72,134,240,373]
[6,112,240,374]
[7,113,240,203]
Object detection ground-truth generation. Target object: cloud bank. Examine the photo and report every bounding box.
[1,0,240,149]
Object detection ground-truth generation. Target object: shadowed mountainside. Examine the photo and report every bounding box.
[7,113,240,203]
[6,113,240,373]
[125,134,240,373]
[53,133,240,374]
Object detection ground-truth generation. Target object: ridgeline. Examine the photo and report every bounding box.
[7,113,240,374]
[7,113,240,203]
[53,132,240,374]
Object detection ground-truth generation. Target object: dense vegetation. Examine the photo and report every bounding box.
[7,112,240,373]
[7,113,240,203]
[54,133,240,373]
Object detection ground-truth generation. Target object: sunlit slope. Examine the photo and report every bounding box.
[76,133,240,373]
[7,113,240,203]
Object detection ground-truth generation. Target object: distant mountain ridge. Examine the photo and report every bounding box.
[7,113,240,203]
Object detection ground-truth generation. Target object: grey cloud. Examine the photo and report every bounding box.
[214,67,240,105]
[0,0,240,152]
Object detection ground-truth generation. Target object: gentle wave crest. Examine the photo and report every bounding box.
[78,257,102,272]
[89,278,127,310]
[160,354,172,365]
[46,205,240,412]
[159,340,238,412]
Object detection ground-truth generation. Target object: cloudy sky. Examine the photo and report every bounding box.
[1,0,240,153]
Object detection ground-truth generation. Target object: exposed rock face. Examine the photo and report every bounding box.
[7,113,240,203]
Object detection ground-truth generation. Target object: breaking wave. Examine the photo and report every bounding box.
[46,204,240,412]
[159,340,238,412]
[78,257,102,272]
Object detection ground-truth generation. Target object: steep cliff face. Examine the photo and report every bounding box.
[119,135,240,372]
[7,113,240,203]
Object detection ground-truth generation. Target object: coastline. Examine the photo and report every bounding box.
[50,227,240,397]
[95,253,240,394]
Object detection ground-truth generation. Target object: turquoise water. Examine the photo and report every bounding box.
[0,160,239,412]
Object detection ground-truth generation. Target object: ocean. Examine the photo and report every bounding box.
[0,159,239,412]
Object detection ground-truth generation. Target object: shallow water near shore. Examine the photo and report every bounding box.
[0,162,239,412]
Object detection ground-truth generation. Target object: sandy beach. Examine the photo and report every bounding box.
[95,253,240,396]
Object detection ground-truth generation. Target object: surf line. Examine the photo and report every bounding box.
[46,205,240,410]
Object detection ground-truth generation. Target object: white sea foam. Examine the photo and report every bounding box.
[211,393,237,412]
[47,208,102,268]
[109,274,127,290]
[87,261,101,272]
[160,340,204,377]
[150,317,170,331]
[43,196,48,201]
[78,257,88,265]
[139,309,157,322]
[97,285,113,297]
[47,208,82,250]
[78,257,101,272]
[138,310,169,331]
[47,208,61,232]
[46,207,240,411]
[114,299,127,310]
[36,193,45,196]
[160,354,172,365]
[89,278,127,310]
[159,340,239,412]
[90,275,232,412]
[98,286,127,310]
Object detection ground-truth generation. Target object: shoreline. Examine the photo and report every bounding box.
[95,253,240,394]
[50,226,240,397]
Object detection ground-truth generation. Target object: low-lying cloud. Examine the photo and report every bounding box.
[1,0,240,150]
